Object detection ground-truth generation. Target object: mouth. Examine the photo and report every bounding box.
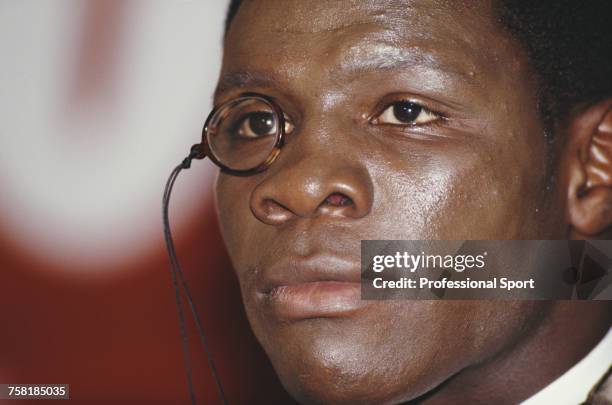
[257,254,367,320]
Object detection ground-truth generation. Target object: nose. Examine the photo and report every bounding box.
[250,150,374,226]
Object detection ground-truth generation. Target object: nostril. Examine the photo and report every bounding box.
[252,198,295,225]
[324,192,353,207]
[261,198,291,215]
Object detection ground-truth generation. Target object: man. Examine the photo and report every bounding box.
[209,0,611,403]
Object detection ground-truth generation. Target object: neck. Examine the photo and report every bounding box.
[420,301,612,405]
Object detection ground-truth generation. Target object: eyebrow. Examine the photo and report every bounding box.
[214,71,282,101]
[338,43,477,83]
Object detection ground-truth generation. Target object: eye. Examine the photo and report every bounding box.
[236,111,294,138]
[236,111,277,138]
[372,101,439,126]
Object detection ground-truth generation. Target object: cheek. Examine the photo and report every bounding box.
[214,174,256,272]
[369,135,547,239]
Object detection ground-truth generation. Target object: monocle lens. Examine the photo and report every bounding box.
[205,96,281,172]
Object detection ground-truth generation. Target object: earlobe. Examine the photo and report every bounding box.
[566,99,612,236]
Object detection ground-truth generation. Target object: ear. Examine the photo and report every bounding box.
[566,99,612,236]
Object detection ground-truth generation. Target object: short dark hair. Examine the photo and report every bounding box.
[224,0,612,124]
[225,0,242,37]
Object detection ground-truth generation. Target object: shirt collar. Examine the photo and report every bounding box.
[521,327,612,405]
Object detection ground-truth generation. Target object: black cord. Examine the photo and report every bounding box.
[162,151,228,405]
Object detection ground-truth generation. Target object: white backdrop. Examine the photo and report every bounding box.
[0,0,228,274]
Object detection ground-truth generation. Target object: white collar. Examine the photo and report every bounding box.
[521,327,612,405]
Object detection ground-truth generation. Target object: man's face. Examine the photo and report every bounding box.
[214,0,565,403]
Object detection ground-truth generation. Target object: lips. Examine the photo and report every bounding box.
[258,254,367,320]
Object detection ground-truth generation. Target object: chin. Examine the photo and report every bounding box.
[256,317,439,405]
[273,357,397,405]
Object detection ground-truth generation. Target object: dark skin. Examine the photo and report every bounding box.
[213,0,612,403]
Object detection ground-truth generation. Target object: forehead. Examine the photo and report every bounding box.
[221,0,517,94]
[230,0,496,39]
